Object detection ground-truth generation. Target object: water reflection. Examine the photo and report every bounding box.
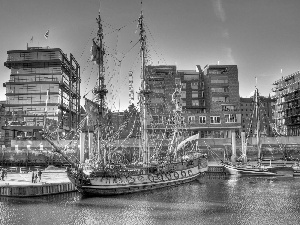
[1,177,300,224]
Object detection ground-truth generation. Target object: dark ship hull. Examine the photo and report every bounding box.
[67,156,208,196]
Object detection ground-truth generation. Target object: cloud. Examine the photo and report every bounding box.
[212,0,226,22]
[248,91,255,98]
[222,29,229,38]
[224,47,235,64]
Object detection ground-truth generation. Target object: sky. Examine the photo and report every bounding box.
[0,0,300,110]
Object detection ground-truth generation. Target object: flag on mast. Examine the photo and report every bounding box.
[44,30,49,39]
[30,36,33,43]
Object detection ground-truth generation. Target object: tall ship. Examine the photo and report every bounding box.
[42,5,208,196]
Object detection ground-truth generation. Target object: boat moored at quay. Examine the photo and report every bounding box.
[42,3,208,196]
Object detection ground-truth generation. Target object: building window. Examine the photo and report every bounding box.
[210,116,221,124]
[150,107,156,113]
[222,105,235,111]
[181,83,186,89]
[212,97,227,102]
[199,116,206,124]
[181,91,186,98]
[225,114,237,123]
[192,91,198,98]
[184,75,199,81]
[191,82,198,89]
[181,100,186,106]
[192,100,199,106]
[152,115,164,124]
[175,78,181,85]
[211,87,228,92]
[181,116,185,125]
[211,79,228,83]
[188,116,195,124]
[152,88,164,94]
[208,69,221,74]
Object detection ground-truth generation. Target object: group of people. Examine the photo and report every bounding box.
[32,170,42,183]
[0,168,7,181]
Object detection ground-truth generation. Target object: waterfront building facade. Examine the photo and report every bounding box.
[273,71,300,136]
[144,64,241,140]
[106,64,241,151]
[3,47,81,147]
[184,65,241,138]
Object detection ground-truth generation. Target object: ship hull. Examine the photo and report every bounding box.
[68,157,207,196]
[223,163,292,176]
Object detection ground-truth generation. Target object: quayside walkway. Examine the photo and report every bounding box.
[0,170,76,197]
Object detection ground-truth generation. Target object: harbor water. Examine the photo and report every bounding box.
[1,175,300,225]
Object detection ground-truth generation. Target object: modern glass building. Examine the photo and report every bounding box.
[273,71,300,136]
[3,47,80,146]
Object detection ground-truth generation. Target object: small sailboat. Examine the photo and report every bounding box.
[42,5,208,196]
[222,85,294,177]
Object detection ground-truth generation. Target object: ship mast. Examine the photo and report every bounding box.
[138,5,151,166]
[93,8,108,164]
[254,78,261,161]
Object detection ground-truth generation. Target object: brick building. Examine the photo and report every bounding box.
[143,64,241,139]
[184,65,241,138]
[109,64,241,144]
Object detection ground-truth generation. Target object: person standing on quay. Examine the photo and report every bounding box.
[38,170,42,182]
[32,171,35,183]
[1,169,4,181]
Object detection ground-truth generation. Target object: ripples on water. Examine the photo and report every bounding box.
[1,176,300,225]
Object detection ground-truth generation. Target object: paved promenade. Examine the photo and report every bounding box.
[0,162,223,187]
[0,171,70,187]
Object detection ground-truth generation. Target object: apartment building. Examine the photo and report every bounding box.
[183,65,241,138]
[144,64,241,139]
[3,47,81,146]
[273,71,300,136]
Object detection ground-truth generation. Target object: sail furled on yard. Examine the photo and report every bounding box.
[90,39,101,65]
[176,133,199,152]
[168,83,183,156]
